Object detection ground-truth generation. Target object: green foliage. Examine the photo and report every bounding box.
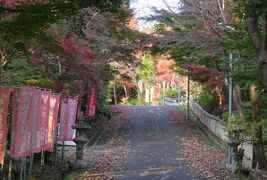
[1,58,42,86]
[226,115,245,137]
[97,85,110,114]
[137,55,155,83]
[0,0,127,42]
[163,88,178,98]
[195,88,213,108]
[226,114,266,142]
[126,98,141,105]
[219,21,262,88]
[232,59,261,88]
[234,0,267,17]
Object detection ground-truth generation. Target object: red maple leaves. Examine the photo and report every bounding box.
[0,0,46,9]
[58,38,96,64]
[185,64,225,88]
[0,0,16,9]
[119,79,136,88]
[156,57,178,83]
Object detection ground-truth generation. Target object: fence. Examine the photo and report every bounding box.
[188,98,253,169]
[163,97,254,169]
[189,98,229,142]
[162,97,187,106]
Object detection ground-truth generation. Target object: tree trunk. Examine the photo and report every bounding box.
[244,6,267,170]
[259,49,267,92]
[249,84,267,169]
[123,85,128,98]
[262,63,267,92]
[245,16,267,91]
[137,88,143,105]
[233,85,246,121]
[136,80,144,105]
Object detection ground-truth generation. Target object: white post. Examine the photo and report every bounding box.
[187,74,190,120]
[177,76,181,104]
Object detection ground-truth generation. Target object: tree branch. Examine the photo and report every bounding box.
[86,12,99,27]
[216,0,227,24]
[162,0,176,14]
[183,0,222,22]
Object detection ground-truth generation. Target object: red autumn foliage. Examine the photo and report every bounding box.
[156,57,177,83]
[0,0,46,8]
[185,64,225,88]
[0,0,16,8]
[120,79,136,88]
[58,37,96,64]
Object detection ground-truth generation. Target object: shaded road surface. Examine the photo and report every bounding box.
[114,106,199,179]
[74,105,227,179]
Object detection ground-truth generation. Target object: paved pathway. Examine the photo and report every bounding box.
[113,106,200,179]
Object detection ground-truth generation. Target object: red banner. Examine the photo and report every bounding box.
[59,98,67,141]
[28,88,41,153]
[13,86,35,157]
[0,88,12,164]
[37,90,51,151]
[87,88,97,118]
[10,89,18,156]
[10,87,62,156]
[44,94,60,152]
[59,96,78,141]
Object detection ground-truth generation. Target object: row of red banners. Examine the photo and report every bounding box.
[0,86,97,164]
[11,86,78,157]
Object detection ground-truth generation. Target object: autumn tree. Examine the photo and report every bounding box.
[0,0,139,116]
[0,0,127,81]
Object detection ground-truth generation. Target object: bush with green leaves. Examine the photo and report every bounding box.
[195,88,213,108]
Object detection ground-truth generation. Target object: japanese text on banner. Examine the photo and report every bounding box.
[87,88,97,118]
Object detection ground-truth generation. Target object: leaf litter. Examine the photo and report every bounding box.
[65,106,133,179]
[167,108,227,179]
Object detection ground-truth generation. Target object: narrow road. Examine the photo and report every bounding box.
[114,106,200,179]
[77,105,227,179]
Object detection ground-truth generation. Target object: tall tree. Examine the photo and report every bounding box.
[239,0,267,91]
[234,0,267,169]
